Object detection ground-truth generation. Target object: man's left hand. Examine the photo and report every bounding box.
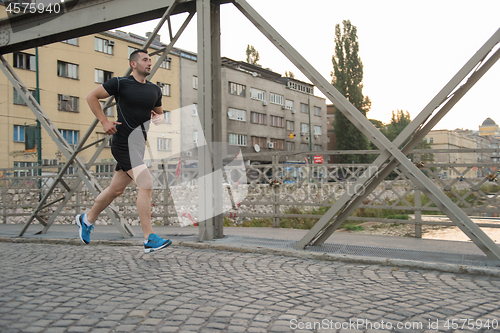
[151,111,164,126]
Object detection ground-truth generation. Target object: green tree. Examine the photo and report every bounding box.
[331,20,371,163]
[285,71,295,78]
[382,110,411,144]
[245,45,260,65]
[380,110,435,165]
[368,119,384,151]
[369,119,384,129]
[414,138,434,164]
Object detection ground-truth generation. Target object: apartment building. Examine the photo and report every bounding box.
[219,57,327,164]
[176,48,199,158]
[425,129,479,178]
[326,104,336,163]
[0,29,180,171]
[1,4,328,172]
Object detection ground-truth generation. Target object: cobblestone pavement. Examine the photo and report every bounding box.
[2,243,500,333]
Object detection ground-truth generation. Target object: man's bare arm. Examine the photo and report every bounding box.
[87,85,121,135]
[151,106,164,126]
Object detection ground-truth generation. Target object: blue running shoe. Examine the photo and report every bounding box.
[144,234,172,253]
[75,214,93,244]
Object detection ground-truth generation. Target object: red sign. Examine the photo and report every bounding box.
[313,155,323,164]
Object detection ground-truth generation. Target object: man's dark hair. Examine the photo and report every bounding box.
[130,49,149,64]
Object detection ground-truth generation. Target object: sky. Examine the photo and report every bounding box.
[121,0,500,131]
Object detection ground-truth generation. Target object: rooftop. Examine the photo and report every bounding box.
[481,117,497,126]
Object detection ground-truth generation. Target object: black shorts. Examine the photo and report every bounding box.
[111,141,145,173]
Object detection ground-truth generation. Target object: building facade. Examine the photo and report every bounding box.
[219,58,327,164]
[424,129,478,178]
[0,29,180,171]
[1,24,327,173]
[326,104,336,163]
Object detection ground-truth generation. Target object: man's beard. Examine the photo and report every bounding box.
[139,68,151,76]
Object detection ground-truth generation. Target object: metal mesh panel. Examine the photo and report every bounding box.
[207,235,500,268]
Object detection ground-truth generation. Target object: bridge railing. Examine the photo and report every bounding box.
[1,149,499,237]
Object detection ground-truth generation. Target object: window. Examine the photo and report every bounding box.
[429,137,434,143]
[250,88,266,101]
[59,166,76,175]
[13,125,25,142]
[59,129,79,145]
[96,133,111,148]
[13,162,37,177]
[58,95,79,112]
[286,141,295,151]
[157,82,171,96]
[95,69,113,83]
[300,103,308,113]
[180,51,197,61]
[62,38,78,46]
[314,145,322,151]
[285,99,294,111]
[314,125,322,135]
[286,120,294,131]
[270,115,284,128]
[270,93,284,105]
[193,131,198,144]
[193,103,198,116]
[287,81,313,94]
[156,55,170,69]
[251,136,267,148]
[314,106,322,116]
[163,111,171,124]
[157,137,172,151]
[57,61,78,79]
[301,123,309,133]
[128,47,139,59]
[193,76,198,90]
[228,108,246,122]
[250,112,266,125]
[229,82,246,97]
[94,37,114,55]
[13,52,35,71]
[229,133,247,146]
[301,143,310,151]
[99,101,114,117]
[13,88,35,105]
[95,163,114,178]
[270,138,284,150]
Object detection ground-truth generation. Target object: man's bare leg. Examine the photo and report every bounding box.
[87,170,132,224]
[130,164,154,240]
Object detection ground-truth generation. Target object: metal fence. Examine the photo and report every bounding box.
[1,149,499,237]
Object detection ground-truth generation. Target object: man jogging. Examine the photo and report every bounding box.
[76,49,172,253]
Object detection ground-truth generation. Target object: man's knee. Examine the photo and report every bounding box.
[109,187,125,198]
[136,170,153,190]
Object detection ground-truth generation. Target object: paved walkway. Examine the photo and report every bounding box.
[2,242,500,333]
[1,224,500,332]
[1,224,499,273]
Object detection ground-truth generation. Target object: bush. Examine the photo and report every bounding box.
[343,223,364,231]
[385,214,409,220]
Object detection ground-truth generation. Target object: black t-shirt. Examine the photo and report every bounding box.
[102,76,162,147]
